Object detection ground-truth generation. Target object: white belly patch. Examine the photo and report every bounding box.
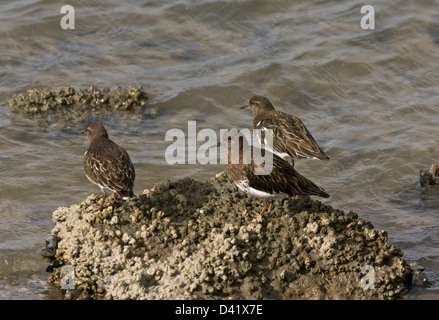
[235,178,285,200]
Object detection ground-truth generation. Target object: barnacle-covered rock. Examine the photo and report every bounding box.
[43,172,416,299]
[9,86,151,124]
[420,164,439,187]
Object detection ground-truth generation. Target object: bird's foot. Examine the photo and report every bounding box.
[249,210,263,219]
[248,201,273,219]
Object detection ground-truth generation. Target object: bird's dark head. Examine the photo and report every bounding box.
[218,129,248,150]
[240,95,275,114]
[83,122,109,142]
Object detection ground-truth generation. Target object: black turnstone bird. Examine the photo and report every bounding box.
[241,95,330,167]
[83,122,135,211]
[222,130,329,218]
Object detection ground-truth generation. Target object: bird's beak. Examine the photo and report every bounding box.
[81,130,87,135]
[240,104,249,109]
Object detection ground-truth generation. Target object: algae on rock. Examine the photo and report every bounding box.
[9,86,150,124]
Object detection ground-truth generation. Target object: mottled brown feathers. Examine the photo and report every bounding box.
[83,122,135,199]
[224,134,329,199]
[244,95,330,161]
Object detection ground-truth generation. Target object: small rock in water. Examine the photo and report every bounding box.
[37,235,58,258]
[420,164,439,187]
[8,86,150,125]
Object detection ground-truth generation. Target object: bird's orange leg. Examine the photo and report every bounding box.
[112,193,118,205]
[265,201,274,216]
[99,190,107,211]
[249,200,268,218]
[111,193,118,210]
[284,157,295,168]
[249,200,273,219]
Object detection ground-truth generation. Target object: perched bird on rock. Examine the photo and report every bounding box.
[222,130,329,218]
[241,95,330,167]
[83,122,135,210]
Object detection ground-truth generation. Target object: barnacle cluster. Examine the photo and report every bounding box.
[9,86,150,123]
[44,172,415,299]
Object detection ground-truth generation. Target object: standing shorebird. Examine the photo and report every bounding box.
[222,130,329,218]
[83,122,135,211]
[241,95,330,167]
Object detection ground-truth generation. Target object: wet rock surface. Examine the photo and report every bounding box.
[420,164,439,187]
[44,172,415,299]
[9,86,150,123]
